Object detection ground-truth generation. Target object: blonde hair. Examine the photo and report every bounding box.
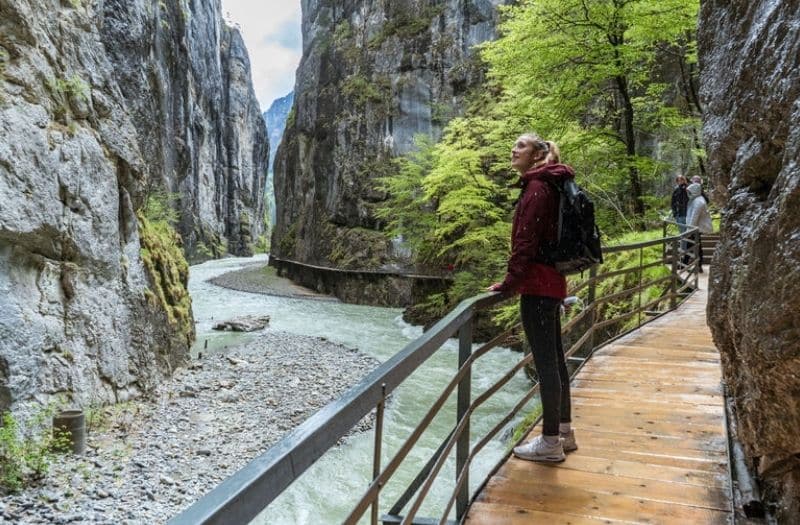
[519,133,561,165]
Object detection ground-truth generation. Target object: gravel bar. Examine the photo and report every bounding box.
[2,331,378,524]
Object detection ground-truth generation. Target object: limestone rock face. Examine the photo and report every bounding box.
[100,0,269,260]
[699,0,800,517]
[272,0,504,288]
[0,0,266,410]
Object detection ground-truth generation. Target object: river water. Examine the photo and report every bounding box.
[189,256,538,524]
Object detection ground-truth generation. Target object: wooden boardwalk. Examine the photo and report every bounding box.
[466,275,733,524]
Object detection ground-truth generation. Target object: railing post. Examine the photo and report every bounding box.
[638,247,643,328]
[371,384,386,525]
[670,238,678,309]
[588,265,597,351]
[694,229,701,288]
[456,319,473,521]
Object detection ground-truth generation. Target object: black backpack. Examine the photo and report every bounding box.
[539,179,603,275]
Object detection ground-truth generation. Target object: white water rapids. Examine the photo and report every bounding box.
[189,256,538,524]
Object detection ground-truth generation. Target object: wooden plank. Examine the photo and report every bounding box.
[523,426,728,456]
[603,345,721,361]
[572,446,728,474]
[571,396,724,417]
[570,387,723,407]
[527,453,730,488]
[467,273,732,524]
[476,478,731,524]
[572,377,722,395]
[570,408,726,435]
[495,462,730,510]
[465,502,626,524]
[571,401,724,424]
[586,355,722,370]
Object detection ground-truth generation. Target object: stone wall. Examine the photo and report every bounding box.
[0,0,266,410]
[271,0,505,304]
[699,0,800,518]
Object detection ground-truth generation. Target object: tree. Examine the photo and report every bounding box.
[378,0,701,316]
[483,0,699,226]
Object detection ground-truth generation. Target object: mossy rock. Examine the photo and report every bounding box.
[137,211,194,347]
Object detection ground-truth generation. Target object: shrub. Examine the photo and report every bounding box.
[0,408,70,493]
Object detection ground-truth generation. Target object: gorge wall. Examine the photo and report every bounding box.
[0,0,267,411]
[699,0,800,518]
[272,0,504,303]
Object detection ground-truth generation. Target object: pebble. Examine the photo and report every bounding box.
[9,330,378,524]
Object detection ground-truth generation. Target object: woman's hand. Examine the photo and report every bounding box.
[487,283,504,292]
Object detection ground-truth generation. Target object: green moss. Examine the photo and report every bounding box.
[47,75,89,123]
[368,6,445,49]
[327,226,387,269]
[137,193,193,347]
[277,222,297,256]
[0,48,8,106]
[509,404,543,446]
[341,74,384,106]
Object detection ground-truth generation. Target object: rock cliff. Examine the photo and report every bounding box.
[699,0,800,518]
[0,0,267,410]
[101,0,269,260]
[272,0,504,303]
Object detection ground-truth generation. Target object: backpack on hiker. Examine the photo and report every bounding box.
[539,179,603,275]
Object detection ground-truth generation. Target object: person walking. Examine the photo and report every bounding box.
[488,133,576,463]
[686,182,713,273]
[671,175,689,232]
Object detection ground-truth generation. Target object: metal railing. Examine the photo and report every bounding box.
[170,223,703,525]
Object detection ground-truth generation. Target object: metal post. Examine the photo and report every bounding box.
[638,247,643,328]
[695,230,701,288]
[588,265,597,351]
[456,320,473,521]
[670,238,678,309]
[371,384,386,525]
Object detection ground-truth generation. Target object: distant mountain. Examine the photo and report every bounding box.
[263,91,294,171]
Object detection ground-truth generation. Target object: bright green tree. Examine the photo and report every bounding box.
[483,0,700,226]
[378,0,701,318]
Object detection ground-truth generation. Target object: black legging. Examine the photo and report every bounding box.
[520,295,571,436]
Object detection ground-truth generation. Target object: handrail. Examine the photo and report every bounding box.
[170,222,704,525]
[270,255,454,280]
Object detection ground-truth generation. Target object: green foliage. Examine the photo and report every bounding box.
[286,106,296,128]
[377,0,701,321]
[0,47,8,106]
[0,408,71,493]
[48,74,89,124]
[340,74,389,108]
[368,6,445,49]
[138,191,193,346]
[510,403,543,446]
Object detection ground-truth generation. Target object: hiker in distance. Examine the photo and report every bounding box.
[488,133,577,463]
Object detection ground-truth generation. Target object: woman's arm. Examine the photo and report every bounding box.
[497,182,553,292]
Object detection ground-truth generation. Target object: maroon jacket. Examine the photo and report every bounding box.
[497,163,574,299]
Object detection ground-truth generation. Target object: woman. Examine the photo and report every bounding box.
[488,133,576,462]
[686,182,713,273]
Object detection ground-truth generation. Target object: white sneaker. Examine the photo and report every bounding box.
[560,429,578,452]
[513,435,565,463]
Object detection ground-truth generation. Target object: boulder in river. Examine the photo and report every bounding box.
[212,315,271,332]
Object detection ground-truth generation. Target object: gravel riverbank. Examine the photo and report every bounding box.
[209,262,335,301]
[2,331,378,524]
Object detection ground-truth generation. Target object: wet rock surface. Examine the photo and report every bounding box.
[212,314,271,332]
[0,0,267,410]
[699,0,800,519]
[1,332,378,524]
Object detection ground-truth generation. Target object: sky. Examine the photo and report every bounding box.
[221,0,302,110]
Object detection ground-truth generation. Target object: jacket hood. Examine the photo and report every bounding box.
[520,163,575,185]
[687,182,702,199]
